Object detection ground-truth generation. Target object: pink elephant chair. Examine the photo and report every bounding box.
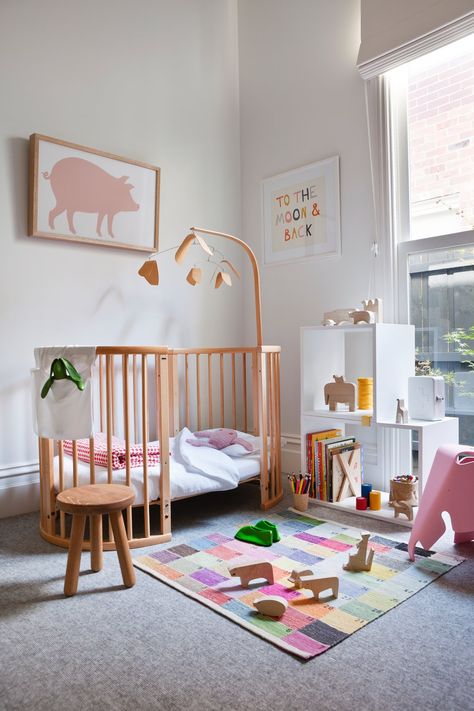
[408,444,474,560]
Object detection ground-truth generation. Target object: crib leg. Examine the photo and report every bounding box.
[64,514,86,597]
[90,514,103,572]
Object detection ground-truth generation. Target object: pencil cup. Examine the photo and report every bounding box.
[293,493,309,512]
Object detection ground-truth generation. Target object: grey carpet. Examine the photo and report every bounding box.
[1,483,473,711]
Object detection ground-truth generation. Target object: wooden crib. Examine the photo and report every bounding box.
[38,344,282,550]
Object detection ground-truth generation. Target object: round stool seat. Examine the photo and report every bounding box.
[57,484,135,515]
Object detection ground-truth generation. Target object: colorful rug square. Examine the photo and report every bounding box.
[133,510,464,660]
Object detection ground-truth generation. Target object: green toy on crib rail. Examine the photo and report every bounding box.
[41,358,85,399]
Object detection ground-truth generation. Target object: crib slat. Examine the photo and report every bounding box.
[154,355,161,440]
[268,353,276,500]
[258,352,269,501]
[58,440,65,538]
[185,354,190,426]
[142,354,150,539]
[231,353,236,430]
[196,354,201,431]
[207,354,213,429]
[171,354,180,435]
[72,440,78,488]
[220,353,225,427]
[275,352,282,497]
[242,352,248,432]
[111,356,115,435]
[133,355,138,443]
[99,355,105,433]
[89,436,95,485]
[252,351,259,435]
[159,354,171,535]
[123,354,133,539]
[106,355,113,484]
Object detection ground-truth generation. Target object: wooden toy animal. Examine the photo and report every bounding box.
[253,596,288,618]
[343,532,374,572]
[321,308,356,327]
[396,398,408,424]
[393,500,414,521]
[288,568,313,589]
[350,309,374,325]
[227,558,274,588]
[362,298,383,323]
[324,376,356,412]
[298,575,339,601]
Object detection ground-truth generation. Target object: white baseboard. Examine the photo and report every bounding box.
[0,462,40,518]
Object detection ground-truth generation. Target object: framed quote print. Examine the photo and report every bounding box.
[262,156,341,265]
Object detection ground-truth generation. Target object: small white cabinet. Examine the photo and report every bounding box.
[300,324,459,526]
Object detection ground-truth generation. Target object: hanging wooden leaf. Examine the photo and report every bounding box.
[175,233,195,264]
[138,259,159,285]
[221,259,241,279]
[195,234,213,256]
[221,271,232,286]
[186,267,202,286]
[215,272,223,289]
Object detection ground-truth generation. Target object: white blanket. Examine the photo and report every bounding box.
[174,427,240,490]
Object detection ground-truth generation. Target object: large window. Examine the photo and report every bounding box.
[389,34,474,444]
[406,35,474,241]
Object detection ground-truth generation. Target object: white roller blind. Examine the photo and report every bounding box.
[358,0,474,78]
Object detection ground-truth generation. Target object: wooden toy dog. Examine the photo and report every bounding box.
[288,568,313,589]
[298,575,339,601]
[228,558,274,588]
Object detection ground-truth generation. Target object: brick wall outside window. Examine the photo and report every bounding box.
[407,46,474,237]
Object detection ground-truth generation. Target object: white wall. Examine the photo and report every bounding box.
[238,0,375,443]
[0,0,243,514]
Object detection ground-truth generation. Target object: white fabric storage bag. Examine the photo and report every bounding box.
[32,346,96,440]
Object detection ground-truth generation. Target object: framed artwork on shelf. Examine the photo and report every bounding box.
[262,155,341,265]
[28,134,160,253]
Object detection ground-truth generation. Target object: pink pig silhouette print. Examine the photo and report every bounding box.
[42,157,140,238]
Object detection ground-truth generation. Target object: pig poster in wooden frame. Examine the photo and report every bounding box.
[28,134,160,253]
[262,156,341,265]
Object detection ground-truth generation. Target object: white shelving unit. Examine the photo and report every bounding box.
[300,324,459,527]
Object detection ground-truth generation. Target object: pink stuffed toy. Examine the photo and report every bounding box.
[187,428,254,452]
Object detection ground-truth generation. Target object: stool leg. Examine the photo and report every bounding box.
[109,511,136,588]
[64,514,86,597]
[90,514,103,572]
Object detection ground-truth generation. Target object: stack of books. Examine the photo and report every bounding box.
[305,429,362,502]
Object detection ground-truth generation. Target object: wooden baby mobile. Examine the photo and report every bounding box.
[137,226,263,347]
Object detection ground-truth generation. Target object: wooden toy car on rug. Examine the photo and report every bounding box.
[343,532,374,572]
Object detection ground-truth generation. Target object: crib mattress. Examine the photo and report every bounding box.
[53,449,262,505]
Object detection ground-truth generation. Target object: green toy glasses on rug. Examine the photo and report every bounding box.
[234,520,281,546]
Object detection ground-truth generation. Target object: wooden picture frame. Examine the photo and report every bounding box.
[262,156,341,265]
[28,134,160,253]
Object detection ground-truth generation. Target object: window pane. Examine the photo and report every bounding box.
[407,35,474,240]
[409,245,474,443]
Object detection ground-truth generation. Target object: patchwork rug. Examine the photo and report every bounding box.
[133,510,464,659]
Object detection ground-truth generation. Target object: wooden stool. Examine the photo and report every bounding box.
[56,484,136,597]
